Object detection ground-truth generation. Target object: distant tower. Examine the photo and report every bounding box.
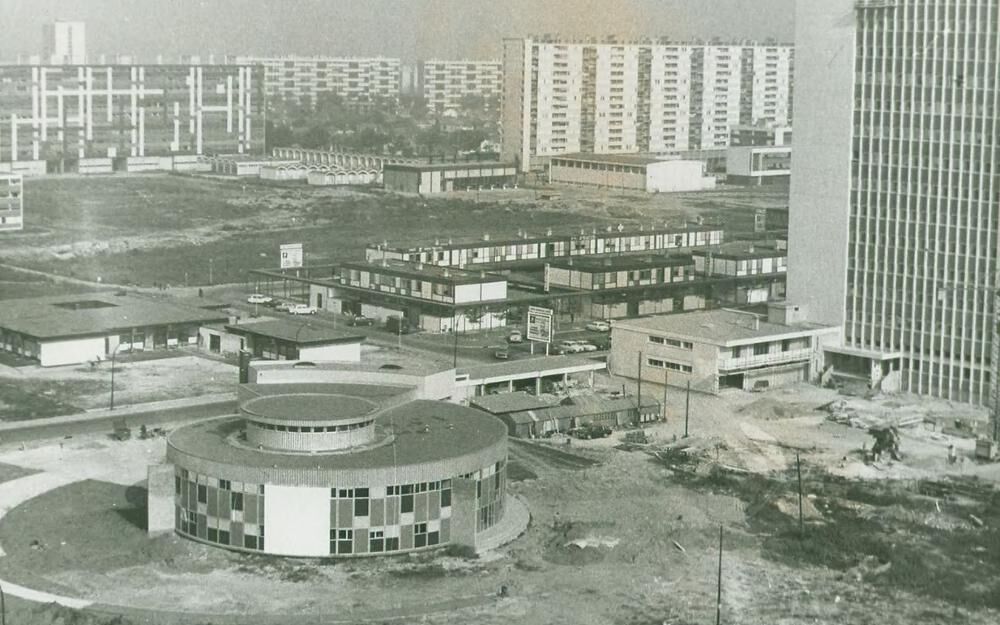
[43,20,86,65]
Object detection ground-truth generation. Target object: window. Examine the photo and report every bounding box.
[401,494,414,513]
[649,336,665,344]
[219,479,231,491]
[441,488,451,507]
[753,343,769,356]
[197,484,207,504]
[231,492,243,512]
[354,497,369,517]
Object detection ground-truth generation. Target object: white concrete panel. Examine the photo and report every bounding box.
[263,484,330,557]
[298,343,361,362]
[39,337,105,367]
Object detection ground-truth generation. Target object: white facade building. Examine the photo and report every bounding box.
[240,56,401,104]
[788,0,1000,403]
[501,37,794,171]
[548,153,715,192]
[421,60,502,115]
[43,20,86,65]
[0,173,23,232]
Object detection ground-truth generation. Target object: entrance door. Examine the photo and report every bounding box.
[209,334,221,353]
[316,292,323,309]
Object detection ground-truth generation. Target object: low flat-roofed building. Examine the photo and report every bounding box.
[692,241,787,278]
[610,303,841,394]
[549,153,716,193]
[729,124,792,147]
[0,293,230,366]
[310,259,509,333]
[545,254,696,291]
[484,392,662,438]
[365,223,724,269]
[726,145,791,185]
[383,161,517,194]
[456,354,607,399]
[1,173,23,232]
[223,319,365,362]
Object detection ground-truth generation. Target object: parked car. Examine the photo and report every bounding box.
[575,341,599,352]
[386,315,413,334]
[273,301,293,312]
[348,315,376,326]
[558,340,586,354]
[506,329,524,343]
[288,304,318,315]
[568,424,612,439]
[247,293,273,305]
[493,348,510,360]
[585,320,612,332]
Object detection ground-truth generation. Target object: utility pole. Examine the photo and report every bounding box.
[716,524,724,625]
[684,380,691,438]
[662,367,668,422]
[636,351,643,415]
[452,313,459,368]
[796,452,804,536]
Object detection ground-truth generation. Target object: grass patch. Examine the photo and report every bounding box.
[506,460,538,482]
[0,377,101,420]
[0,479,214,585]
[0,462,39,484]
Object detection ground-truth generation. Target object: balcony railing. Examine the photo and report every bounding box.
[718,348,813,371]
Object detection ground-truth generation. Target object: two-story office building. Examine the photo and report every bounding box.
[691,240,787,305]
[365,224,725,270]
[544,254,703,319]
[308,260,509,333]
[610,303,840,394]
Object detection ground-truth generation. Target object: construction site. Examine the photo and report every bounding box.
[0,378,998,625]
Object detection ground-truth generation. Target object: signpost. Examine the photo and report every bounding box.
[279,243,304,269]
[526,305,554,355]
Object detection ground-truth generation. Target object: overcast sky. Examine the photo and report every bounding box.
[3,0,796,62]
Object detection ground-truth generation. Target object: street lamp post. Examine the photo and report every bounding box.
[109,341,126,411]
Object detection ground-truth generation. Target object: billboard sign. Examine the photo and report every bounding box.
[526,305,554,343]
[280,243,304,269]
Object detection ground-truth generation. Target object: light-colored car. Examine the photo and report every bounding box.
[585,320,611,332]
[247,293,272,305]
[507,329,524,344]
[574,340,599,352]
[558,340,586,353]
[288,304,318,315]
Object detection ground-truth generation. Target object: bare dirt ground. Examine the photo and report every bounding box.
[2,174,787,290]
[0,354,237,420]
[0,380,998,624]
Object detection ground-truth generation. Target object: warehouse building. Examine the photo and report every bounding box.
[222,320,365,362]
[548,153,716,193]
[0,293,230,367]
[609,303,840,394]
[473,391,661,438]
[151,378,527,557]
[383,161,518,194]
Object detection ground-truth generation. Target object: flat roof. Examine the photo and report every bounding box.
[368,223,723,253]
[614,309,836,346]
[691,240,786,260]
[169,386,506,470]
[249,347,454,376]
[242,393,380,422]
[341,259,505,285]
[459,354,607,383]
[551,152,670,167]
[0,293,230,340]
[471,392,555,415]
[383,161,514,173]
[504,393,660,425]
[225,319,365,345]
[549,253,694,272]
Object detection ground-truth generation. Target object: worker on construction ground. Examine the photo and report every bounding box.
[948,444,957,464]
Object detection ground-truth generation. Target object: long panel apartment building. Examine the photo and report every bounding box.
[788,0,1000,403]
[420,59,503,115]
[501,37,794,171]
[240,56,401,105]
[0,63,265,174]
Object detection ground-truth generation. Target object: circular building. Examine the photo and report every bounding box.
[161,383,510,558]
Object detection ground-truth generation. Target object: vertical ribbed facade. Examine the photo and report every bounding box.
[848,0,1000,403]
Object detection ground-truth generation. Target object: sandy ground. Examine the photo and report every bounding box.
[0,354,237,413]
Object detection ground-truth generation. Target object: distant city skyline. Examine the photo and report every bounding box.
[2,0,796,62]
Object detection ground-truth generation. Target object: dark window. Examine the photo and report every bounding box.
[354,498,369,516]
[441,489,451,507]
[385,537,399,551]
[175,476,181,495]
[219,480,231,491]
[428,531,440,546]
[415,533,427,548]
[197,485,207,504]
[401,494,414,513]
[231,492,244,511]
[219,530,230,545]
[207,528,218,542]
[244,535,257,550]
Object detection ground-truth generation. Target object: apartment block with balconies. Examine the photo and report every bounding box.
[609,303,840,394]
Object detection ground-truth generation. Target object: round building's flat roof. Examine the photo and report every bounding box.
[168,393,506,474]
[242,393,379,422]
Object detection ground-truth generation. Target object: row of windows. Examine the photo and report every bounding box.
[647,358,693,373]
[251,420,373,433]
[648,335,694,349]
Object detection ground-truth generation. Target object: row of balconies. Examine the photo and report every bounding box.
[717,348,813,371]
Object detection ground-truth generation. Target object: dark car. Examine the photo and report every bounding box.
[349,315,376,326]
